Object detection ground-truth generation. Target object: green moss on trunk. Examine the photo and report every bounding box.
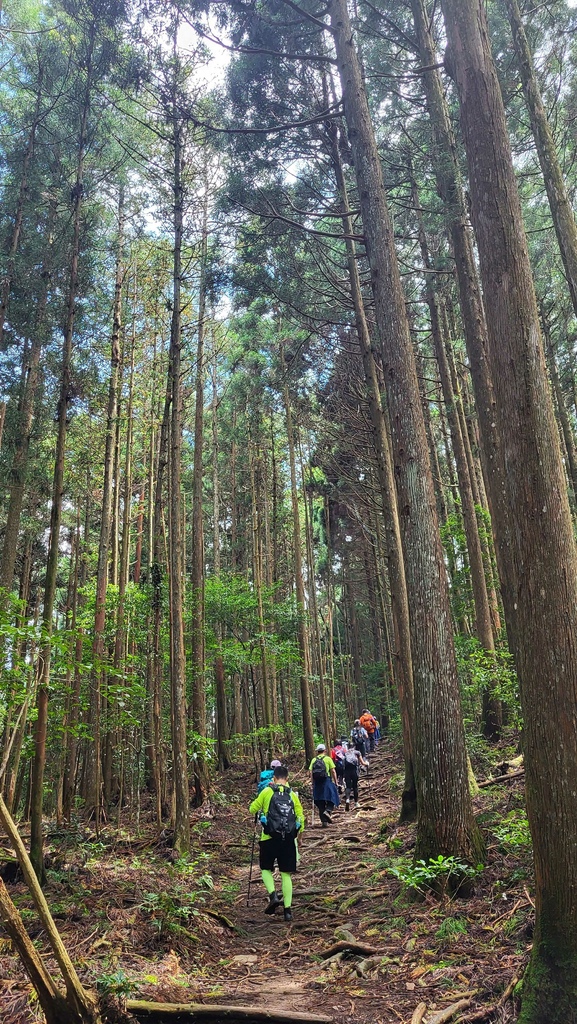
[519,940,577,1023]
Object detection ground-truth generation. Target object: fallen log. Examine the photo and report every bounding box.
[478,770,524,788]
[126,1001,332,1022]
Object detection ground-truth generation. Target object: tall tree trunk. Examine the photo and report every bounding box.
[326,118,416,818]
[0,200,55,594]
[0,78,43,347]
[167,50,190,853]
[441,0,577,1014]
[29,51,92,876]
[61,494,87,822]
[151,332,170,825]
[249,441,272,730]
[329,0,483,863]
[108,306,135,805]
[283,376,315,763]
[301,450,331,748]
[190,174,209,803]
[411,174,501,739]
[503,0,577,319]
[541,306,577,501]
[88,190,125,822]
[324,496,338,743]
[410,0,509,628]
[211,339,230,770]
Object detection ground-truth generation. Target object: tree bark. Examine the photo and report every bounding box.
[29,48,92,876]
[440,0,577,1014]
[190,172,209,803]
[410,0,510,637]
[0,200,55,594]
[326,119,416,819]
[0,77,43,348]
[503,0,577,320]
[211,340,230,770]
[329,0,483,863]
[167,45,190,853]
[411,174,501,740]
[283,376,315,763]
[88,190,125,821]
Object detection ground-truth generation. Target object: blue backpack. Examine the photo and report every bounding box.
[257,769,274,794]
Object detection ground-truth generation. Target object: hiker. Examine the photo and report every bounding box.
[257,758,283,794]
[351,719,369,757]
[309,743,340,827]
[343,744,368,811]
[330,738,347,792]
[249,763,304,922]
[359,709,378,752]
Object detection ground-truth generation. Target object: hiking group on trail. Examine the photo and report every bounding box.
[248,710,379,920]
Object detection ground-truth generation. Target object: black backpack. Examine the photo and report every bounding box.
[264,785,297,840]
[312,756,328,781]
[351,726,364,744]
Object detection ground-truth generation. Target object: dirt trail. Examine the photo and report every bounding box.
[0,740,531,1024]
[195,742,529,1024]
[206,745,401,1021]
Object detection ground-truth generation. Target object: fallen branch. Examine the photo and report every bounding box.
[499,974,519,1004]
[0,795,100,1024]
[478,770,524,788]
[201,908,236,929]
[319,939,381,959]
[455,1007,496,1023]
[456,975,519,1023]
[425,999,471,1024]
[126,1000,332,1022]
[424,1000,471,1024]
[411,1004,427,1024]
[523,886,535,909]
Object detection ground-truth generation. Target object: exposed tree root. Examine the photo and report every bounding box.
[126,1000,333,1022]
[319,939,381,959]
[425,999,471,1023]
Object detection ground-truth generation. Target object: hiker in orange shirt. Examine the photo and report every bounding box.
[359,709,378,752]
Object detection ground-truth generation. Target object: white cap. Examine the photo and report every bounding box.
[316,744,326,752]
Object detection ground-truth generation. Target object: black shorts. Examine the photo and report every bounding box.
[259,836,297,873]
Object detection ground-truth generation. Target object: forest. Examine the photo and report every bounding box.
[1,0,577,1021]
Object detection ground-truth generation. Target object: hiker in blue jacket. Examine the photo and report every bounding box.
[309,743,340,826]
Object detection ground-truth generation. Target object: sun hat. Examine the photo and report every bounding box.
[270,759,282,768]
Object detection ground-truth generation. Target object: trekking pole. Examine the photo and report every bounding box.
[246,815,258,906]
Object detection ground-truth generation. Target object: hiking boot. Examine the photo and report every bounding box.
[264,892,282,915]
[323,811,333,823]
[345,799,350,811]
[284,907,292,922]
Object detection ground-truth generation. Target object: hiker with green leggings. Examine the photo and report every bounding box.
[249,764,304,922]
